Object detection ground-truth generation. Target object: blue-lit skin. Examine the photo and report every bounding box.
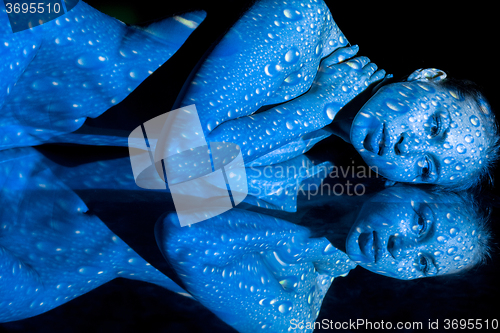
[350,78,494,186]
[0,148,189,323]
[246,154,333,212]
[179,0,385,166]
[0,2,205,151]
[346,186,482,280]
[47,147,331,213]
[156,209,355,333]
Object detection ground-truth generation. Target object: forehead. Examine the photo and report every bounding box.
[430,209,478,274]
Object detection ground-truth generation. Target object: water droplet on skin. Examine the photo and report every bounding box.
[286,121,294,130]
[455,163,465,171]
[279,276,299,291]
[469,115,480,127]
[450,227,460,237]
[31,78,62,91]
[283,9,302,21]
[315,42,322,56]
[78,266,100,275]
[128,258,140,265]
[36,242,65,253]
[465,134,474,143]
[259,298,271,307]
[475,130,482,137]
[264,62,282,77]
[437,236,447,243]
[456,144,467,154]
[385,99,406,112]
[277,301,293,314]
[307,286,315,304]
[76,53,107,68]
[284,47,300,64]
[129,69,141,80]
[207,120,216,131]
[283,70,302,85]
[323,243,336,254]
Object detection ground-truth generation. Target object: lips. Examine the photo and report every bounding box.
[358,231,381,263]
[363,123,387,155]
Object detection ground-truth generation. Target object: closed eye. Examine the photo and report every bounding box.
[417,155,439,183]
[427,111,451,140]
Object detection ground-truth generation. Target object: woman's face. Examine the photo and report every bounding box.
[345,187,479,280]
[350,80,490,186]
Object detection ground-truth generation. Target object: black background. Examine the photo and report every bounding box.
[1,1,499,332]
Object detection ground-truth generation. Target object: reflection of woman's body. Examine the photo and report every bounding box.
[0,148,193,323]
[158,185,490,333]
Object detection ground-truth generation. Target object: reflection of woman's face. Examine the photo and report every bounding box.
[345,187,478,280]
[350,80,490,186]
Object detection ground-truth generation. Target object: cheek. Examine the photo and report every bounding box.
[366,257,421,280]
[364,155,418,182]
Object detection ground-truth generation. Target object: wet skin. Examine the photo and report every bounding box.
[346,186,483,280]
[350,79,495,186]
[156,208,355,333]
[0,2,206,150]
[0,148,189,323]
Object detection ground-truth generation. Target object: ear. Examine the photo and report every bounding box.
[407,68,447,82]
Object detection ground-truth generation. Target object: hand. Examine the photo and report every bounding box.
[307,45,386,117]
[156,209,356,333]
[205,46,385,165]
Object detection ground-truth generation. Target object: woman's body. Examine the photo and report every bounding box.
[157,184,490,333]
[174,0,497,189]
[0,1,206,150]
[0,147,191,322]
[177,0,383,165]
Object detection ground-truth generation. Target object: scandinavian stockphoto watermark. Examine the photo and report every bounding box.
[127,104,248,227]
[248,160,379,199]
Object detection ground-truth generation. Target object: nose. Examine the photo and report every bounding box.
[394,132,426,156]
[387,234,417,260]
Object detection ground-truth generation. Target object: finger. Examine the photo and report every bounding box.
[322,44,359,67]
[362,62,378,76]
[344,56,370,70]
[369,69,387,85]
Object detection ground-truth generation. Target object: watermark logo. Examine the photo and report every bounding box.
[3,0,79,33]
[128,104,248,227]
